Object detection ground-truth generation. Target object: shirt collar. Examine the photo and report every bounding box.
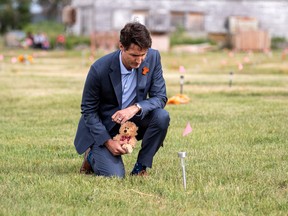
[119,51,133,75]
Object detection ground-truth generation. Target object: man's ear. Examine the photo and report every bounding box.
[119,43,124,51]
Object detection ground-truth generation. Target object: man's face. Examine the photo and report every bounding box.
[120,43,148,70]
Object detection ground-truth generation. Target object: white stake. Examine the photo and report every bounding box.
[180,75,184,94]
[229,71,234,87]
[178,152,187,190]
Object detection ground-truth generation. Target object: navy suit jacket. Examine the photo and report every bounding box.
[74,48,167,154]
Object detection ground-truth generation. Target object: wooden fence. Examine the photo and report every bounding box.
[232,30,270,51]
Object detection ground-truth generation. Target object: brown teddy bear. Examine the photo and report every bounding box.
[113,121,138,154]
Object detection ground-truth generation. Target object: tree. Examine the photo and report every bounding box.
[37,0,71,21]
[16,0,32,29]
[0,0,32,33]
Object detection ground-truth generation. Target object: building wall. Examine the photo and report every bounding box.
[202,0,288,38]
[71,0,288,39]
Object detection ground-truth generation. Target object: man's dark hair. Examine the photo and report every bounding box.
[120,22,152,50]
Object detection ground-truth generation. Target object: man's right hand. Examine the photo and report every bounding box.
[105,139,127,156]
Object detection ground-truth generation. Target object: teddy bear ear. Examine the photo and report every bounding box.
[119,123,125,131]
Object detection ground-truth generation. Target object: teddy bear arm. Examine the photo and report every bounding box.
[129,138,137,148]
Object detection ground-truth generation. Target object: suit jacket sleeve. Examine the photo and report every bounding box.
[80,64,111,147]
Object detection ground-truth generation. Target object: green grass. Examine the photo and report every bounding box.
[0,49,287,215]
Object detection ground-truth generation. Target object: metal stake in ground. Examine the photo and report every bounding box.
[229,71,234,87]
[180,75,184,94]
[178,152,187,190]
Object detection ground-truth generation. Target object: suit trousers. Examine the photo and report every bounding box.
[88,108,170,178]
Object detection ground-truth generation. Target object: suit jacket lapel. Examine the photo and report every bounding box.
[137,61,149,100]
[109,51,122,107]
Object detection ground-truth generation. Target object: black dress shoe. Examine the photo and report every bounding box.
[130,162,148,176]
[79,148,93,174]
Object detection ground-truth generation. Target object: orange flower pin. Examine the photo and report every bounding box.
[142,66,149,75]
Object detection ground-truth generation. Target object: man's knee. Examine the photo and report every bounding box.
[91,161,125,178]
[152,109,170,129]
[89,147,125,178]
[98,167,125,178]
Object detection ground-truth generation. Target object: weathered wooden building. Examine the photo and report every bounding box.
[70,0,287,36]
[68,0,288,50]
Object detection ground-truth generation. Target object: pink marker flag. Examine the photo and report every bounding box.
[243,56,250,63]
[183,122,192,136]
[11,57,17,64]
[179,65,186,73]
[238,63,243,71]
[221,59,227,66]
[0,54,4,61]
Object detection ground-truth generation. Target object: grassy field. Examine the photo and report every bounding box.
[0,48,287,215]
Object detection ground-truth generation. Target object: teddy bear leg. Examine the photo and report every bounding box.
[123,144,133,154]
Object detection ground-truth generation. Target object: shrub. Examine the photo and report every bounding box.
[64,35,90,50]
[23,21,65,39]
[271,37,287,50]
[23,21,90,49]
[170,27,214,46]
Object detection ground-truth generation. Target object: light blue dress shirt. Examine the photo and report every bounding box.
[119,52,137,109]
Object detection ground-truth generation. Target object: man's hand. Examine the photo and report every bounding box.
[105,139,127,156]
[112,104,140,124]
